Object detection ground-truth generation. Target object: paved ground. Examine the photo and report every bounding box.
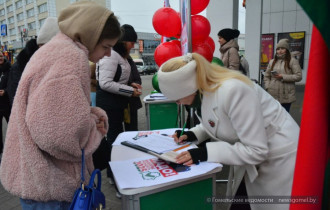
[0,74,304,210]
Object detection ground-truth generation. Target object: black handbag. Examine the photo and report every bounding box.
[70,149,106,210]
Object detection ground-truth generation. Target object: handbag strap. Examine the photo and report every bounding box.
[81,149,85,183]
[88,169,102,190]
[81,149,102,190]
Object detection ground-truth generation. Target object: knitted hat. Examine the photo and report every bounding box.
[158,54,198,100]
[121,24,137,42]
[276,39,290,51]
[217,28,240,42]
[37,17,59,45]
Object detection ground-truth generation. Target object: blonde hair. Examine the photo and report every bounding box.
[161,53,253,93]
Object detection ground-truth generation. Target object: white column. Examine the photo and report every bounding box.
[206,0,239,58]
[245,0,262,81]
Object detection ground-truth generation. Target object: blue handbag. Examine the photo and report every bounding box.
[70,149,106,210]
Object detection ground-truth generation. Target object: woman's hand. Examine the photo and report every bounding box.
[131,82,142,90]
[176,151,193,166]
[173,130,197,145]
[274,74,283,80]
[173,131,188,145]
[0,90,4,96]
[132,88,142,97]
[96,116,107,136]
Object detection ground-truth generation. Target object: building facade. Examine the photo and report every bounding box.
[0,0,159,66]
[0,0,108,50]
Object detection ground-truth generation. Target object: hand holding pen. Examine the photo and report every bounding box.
[173,129,198,145]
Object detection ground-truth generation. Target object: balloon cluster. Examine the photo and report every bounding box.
[190,0,213,62]
[152,0,214,67]
[151,0,214,92]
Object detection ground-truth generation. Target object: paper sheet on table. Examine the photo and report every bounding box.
[112,128,184,146]
[110,157,222,189]
[150,93,167,99]
[128,133,190,154]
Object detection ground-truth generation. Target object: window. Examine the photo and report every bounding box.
[7,4,13,13]
[18,25,24,33]
[39,18,45,27]
[8,16,14,24]
[28,21,36,30]
[9,28,16,35]
[0,9,5,16]
[16,0,23,9]
[1,20,6,25]
[38,3,47,13]
[143,40,160,53]
[17,12,24,21]
[26,0,33,4]
[27,8,34,18]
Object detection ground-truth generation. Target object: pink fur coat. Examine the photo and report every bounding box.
[0,33,108,202]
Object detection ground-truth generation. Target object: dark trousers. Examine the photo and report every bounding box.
[103,107,124,178]
[281,103,292,112]
[124,106,138,131]
[230,181,251,210]
[0,109,10,154]
[99,106,124,193]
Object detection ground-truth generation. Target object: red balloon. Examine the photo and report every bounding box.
[154,42,182,67]
[191,15,211,43]
[192,43,213,62]
[152,8,181,38]
[191,0,210,15]
[170,39,181,50]
[205,36,215,53]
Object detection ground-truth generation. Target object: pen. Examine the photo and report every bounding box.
[180,121,187,137]
[177,122,187,145]
[173,143,190,152]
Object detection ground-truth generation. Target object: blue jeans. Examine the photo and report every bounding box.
[20,198,71,210]
[90,92,96,107]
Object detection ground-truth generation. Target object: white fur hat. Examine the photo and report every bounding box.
[37,17,59,45]
[158,54,198,101]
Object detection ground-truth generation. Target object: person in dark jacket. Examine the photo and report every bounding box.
[96,24,141,198]
[7,39,39,107]
[7,17,59,108]
[124,25,143,131]
[0,51,11,158]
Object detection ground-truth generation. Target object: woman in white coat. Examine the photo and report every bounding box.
[157,53,299,210]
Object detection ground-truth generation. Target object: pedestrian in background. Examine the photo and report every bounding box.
[0,2,121,209]
[263,39,302,112]
[0,51,11,163]
[7,17,59,108]
[7,39,39,107]
[158,53,300,210]
[96,23,142,198]
[36,17,59,47]
[218,28,240,70]
[123,24,143,131]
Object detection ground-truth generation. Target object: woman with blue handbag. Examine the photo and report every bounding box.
[0,2,121,209]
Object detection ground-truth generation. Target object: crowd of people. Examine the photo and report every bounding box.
[0,1,303,210]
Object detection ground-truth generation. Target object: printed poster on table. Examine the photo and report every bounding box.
[260,34,275,70]
[110,157,221,189]
[278,31,305,69]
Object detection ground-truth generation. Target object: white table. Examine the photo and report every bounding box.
[111,144,222,210]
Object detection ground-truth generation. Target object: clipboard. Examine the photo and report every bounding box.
[121,141,179,163]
